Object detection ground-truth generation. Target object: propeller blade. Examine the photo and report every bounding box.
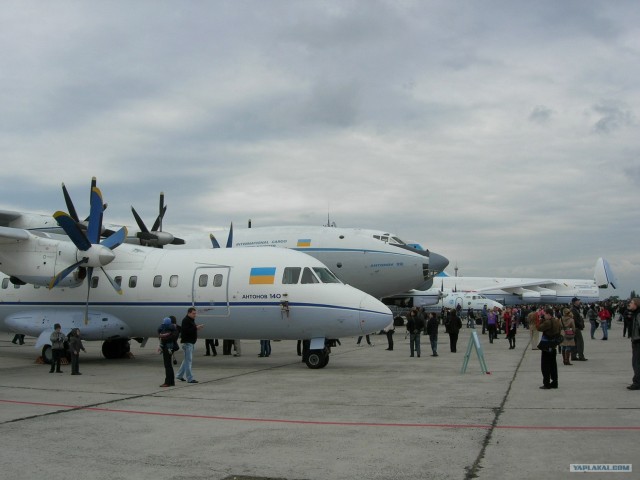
[100,267,123,294]
[151,205,167,232]
[131,206,149,233]
[226,222,233,248]
[101,226,128,250]
[54,211,91,251]
[48,258,87,289]
[158,192,165,232]
[210,234,221,249]
[62,183,80,223]
[87,185,103,244]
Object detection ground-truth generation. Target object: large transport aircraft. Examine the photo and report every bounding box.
[383,288,504,313]
[429,258,617,306]
[0,183,391,369]
[0,186,449,299]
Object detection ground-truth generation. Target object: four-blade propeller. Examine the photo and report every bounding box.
[131,192,185,247]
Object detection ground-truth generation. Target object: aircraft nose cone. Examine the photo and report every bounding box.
[359,294,392,334]
[429,252,449,274]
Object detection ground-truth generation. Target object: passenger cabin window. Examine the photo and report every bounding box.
[1,278,8,289]
[91,276,99,288]
[153,275,162,288]
[213,274,223,287]
[115,276,122,287]
[300,267,319,284]
[169,275,179,288]
[312,267,340,283]
[199,274,208,287]
[129,276,137,288]
[282,267,301,284]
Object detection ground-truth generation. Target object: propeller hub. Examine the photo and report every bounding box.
[80,245,116,267]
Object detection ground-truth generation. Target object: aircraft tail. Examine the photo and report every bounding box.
[594,258,617,289]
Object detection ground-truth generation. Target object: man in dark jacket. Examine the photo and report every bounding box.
[158,317,178,387]
[627,298,640,391]
[570,297,587,361]
[175,308,204,383]
[446,309,463,352]
[536,308,562,389]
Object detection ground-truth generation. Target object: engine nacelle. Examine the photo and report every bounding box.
[5,310,132,346]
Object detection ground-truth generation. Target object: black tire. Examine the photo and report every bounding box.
[41,345,52,364]
[102,339,130,359]
[305,349,327,369]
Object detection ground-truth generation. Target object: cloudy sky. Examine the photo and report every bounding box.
[1,1,638,298]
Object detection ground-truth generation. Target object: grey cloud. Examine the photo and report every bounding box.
[592,102,635,134]
[529,105,553,124]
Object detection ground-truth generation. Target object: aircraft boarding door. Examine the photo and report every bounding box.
[192,267,230,317]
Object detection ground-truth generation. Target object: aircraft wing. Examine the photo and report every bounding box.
[0,210,23,226]
[473,279,556,294]
[0,226,31,242]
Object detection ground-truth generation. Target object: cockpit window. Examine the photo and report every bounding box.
[312,267,340,283]
[300,267,319,284]
[372,234,407,246]
[282,267,301,284]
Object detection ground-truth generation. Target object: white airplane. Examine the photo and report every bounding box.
[430,258,617,306]
[0,186,449,299]
[0,184,391,369]
[382,288,504,312]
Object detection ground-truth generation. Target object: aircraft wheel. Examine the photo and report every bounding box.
[305,349,327,369]
[41,345,52,364]
[102,339,130,359]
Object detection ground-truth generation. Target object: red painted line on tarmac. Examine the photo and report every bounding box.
[2,399,639,431]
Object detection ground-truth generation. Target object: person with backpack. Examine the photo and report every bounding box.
[158,316,179,387]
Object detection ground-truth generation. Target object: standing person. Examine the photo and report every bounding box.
[176,307,204,384]
[383,320,395,351]
[481,305,488,334]
[486,309,498,343]
[570,297,587,361]
[586,305,599,339]
[622,302,633,338]
[49,323,66,374]
[506,313,517,349]
[627,298,640,391]
[406,308,423,357]
[68,328,86,375]
[447,309,463,353]
[536,308,562,389]
[11,333,25,345]
[426,312,439,356]
[559,309,576,366]
[158,317,179,387]
[598,306,611,340]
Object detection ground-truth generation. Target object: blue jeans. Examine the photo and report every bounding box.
[601,321,609,339]
[429,335,437,355]
[176,343,195,381]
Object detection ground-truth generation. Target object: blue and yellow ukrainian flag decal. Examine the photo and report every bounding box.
[249,267,276,285]
[297,238,311,248]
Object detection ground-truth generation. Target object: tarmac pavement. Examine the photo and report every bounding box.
[1,323,638,480]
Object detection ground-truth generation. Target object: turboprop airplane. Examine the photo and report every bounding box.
[430,258,616,306]
[0,188,449,298]
[0,183,391,369]
[382,288,504,312]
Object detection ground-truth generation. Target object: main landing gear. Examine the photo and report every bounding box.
[101,338,131,359]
